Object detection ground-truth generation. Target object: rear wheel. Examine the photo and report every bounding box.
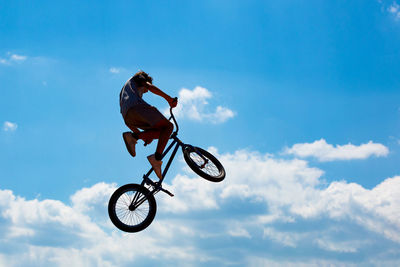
[108,183,156,233]
[183,146,225,182]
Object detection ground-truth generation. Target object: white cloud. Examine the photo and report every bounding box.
[0,53,27,65]
[247,257,361,267]
[379,0,400,19]
[10,54,27,62]
[314,238,362,253]
[284,138,389,161]
[388,1,400,19]
[3,121,18,132]
[158,173,221,213]
[109,67,121,74]
[161,147,400,254]
[228,225,251,238]
[212,106,235,123]
[0,144,400,266]
[263,227,301,247]
[0,184,208,267]
[166,86,235,124]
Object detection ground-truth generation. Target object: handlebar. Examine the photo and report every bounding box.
[169,97,179,134]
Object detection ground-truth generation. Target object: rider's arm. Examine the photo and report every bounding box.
[145,82,177,107]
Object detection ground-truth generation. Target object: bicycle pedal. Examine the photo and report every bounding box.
[144,176,173,196]
[155,184,174,197]
[162,188,174,197]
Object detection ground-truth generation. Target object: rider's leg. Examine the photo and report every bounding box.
[136,119,173,153]
[137,129,160,144]
[123,104,172,178]
[124,107,159,147]
[146,119,173,179]
[123,110,142,157]
[154,119,174,158]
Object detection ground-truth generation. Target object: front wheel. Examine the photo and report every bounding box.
[108,183,157,233]
[183,146,225,182]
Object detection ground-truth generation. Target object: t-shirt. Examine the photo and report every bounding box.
[119,77,149,118]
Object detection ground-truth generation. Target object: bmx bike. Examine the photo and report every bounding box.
[108,107,226,233]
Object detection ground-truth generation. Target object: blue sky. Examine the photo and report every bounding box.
[1,0,400,266]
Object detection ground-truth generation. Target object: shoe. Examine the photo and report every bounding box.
[122,132,137,157]
[147,154,163,179]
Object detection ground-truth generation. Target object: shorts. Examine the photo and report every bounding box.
[124,103,166,131]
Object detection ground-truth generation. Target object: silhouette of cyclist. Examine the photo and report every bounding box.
[119,71,178,179]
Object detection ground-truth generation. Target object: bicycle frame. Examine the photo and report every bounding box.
[129,105,211,210]
[128,136,181,209]
[130,107,185,209]
[140,132,184,194]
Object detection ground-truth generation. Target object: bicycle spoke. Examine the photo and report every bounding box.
[189,151,220,177]
[109,184,157,233]
[114,189,151,227]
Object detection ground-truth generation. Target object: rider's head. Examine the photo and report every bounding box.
[132,70,153,86]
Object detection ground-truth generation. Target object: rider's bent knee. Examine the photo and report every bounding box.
[165,121,173,132]
[155,119,173,132]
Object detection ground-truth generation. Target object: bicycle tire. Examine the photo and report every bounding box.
[183,146,225,182]
[108,183,157,233]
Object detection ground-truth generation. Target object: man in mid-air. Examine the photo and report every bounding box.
[119,71,177,179]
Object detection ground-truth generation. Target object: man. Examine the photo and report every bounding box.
[119,71,177,179]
